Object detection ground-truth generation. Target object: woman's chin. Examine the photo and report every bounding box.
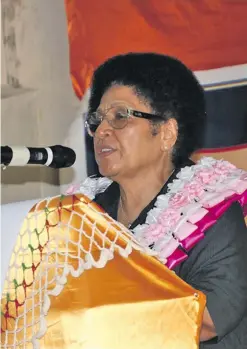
[98,165,120,179]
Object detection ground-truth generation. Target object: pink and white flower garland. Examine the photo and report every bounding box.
[66,157,247,269]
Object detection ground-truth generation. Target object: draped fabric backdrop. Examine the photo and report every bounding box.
[64,0,247,175]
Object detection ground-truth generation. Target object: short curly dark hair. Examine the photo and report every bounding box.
[89,52,206,167]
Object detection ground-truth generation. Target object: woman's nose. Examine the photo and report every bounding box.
[95,118,113,138]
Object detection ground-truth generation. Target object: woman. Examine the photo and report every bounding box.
[83,53,247,348]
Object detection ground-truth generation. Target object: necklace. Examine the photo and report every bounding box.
[118,198,132,228]
[117,170,176,229]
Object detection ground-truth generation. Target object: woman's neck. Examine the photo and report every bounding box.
[117,164,174,227]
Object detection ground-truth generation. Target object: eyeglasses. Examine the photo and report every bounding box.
[85,104,162,137]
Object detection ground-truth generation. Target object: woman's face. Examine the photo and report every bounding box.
[93,85,171,181]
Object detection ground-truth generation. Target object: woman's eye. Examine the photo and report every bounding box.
[115,111,127,120]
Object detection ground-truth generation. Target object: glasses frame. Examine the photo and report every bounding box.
[85,106,162,137]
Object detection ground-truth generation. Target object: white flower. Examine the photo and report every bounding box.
[155,194,170,209]
[132,224,149,240]
[167,179,184,193]
[177,166,195,181]
[230,169,245,178]
[146,207,162,224]
[79,177,112,199]
[153,232,173,251]
[95,177,113,193]
[198,157,217,167]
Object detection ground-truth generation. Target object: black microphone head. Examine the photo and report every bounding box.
[49,145,76,168]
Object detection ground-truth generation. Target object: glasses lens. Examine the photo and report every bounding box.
[86,112,101,137]
[86,106,129,136]
[110,106,129,129]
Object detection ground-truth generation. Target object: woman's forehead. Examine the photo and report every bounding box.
[99,85,150,111]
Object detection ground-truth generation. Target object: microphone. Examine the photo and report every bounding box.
[1,145,76,169]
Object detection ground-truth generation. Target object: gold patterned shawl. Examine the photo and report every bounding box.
[1,194,205,349]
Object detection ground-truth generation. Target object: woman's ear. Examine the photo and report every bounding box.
[160,118,178,152]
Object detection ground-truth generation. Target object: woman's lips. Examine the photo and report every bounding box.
[97,147,116,158]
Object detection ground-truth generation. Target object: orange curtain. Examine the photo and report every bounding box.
[65,0,247,98]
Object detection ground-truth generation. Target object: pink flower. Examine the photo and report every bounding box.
[142,208,181,245]
[240,173,247,181]
[170,193,190,209]
[195,168,218,185]
[184,182,205,199]
[65,183,80,195]
[213,161,236,176]
[143,224,165,245]
[157,208,181,226]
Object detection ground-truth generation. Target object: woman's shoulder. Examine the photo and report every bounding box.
[177,201,247,279]
[178,201,247,344]
[206,202,247,248]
